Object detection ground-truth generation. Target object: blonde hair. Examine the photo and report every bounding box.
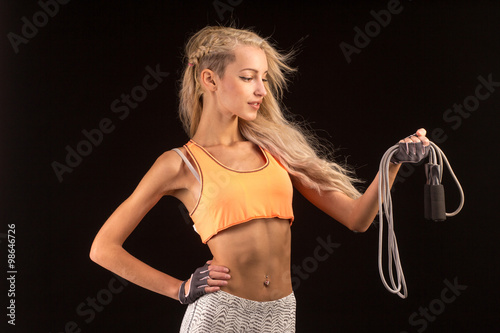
[179,26,362,198]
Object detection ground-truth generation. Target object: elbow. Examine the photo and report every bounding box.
[350,225,369,233]
[89,242,99,264]
[89,239,105,265]
[345,209,373,233]
[347,219,372,233]
[90,238,123,267]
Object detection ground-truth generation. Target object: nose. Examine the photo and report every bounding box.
[254,80,267,97]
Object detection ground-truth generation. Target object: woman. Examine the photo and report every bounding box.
[90,25,429,332]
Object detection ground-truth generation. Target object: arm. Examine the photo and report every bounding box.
[293,164,400,232]
[89,150,229,301]
[293,129,429,233]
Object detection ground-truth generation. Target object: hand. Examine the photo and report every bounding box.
[390,128,431,164]
[178,260,231,304]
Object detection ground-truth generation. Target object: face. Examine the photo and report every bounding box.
[212,45,268,121]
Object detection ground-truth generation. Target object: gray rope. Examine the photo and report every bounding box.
[377,141,464,298]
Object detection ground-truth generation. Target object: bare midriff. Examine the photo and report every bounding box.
[207,217,292,302]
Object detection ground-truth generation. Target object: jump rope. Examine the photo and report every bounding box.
[377,140,465,299]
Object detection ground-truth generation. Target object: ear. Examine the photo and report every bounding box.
[200,69,218,92]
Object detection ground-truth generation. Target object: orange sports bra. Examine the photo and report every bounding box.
[173,140,294,243]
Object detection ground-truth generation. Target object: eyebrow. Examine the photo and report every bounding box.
[239,68,268,74]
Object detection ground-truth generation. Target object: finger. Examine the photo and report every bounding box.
[410,135,420,143]
[416,131,430,146]
[419,136,430,146]
[208,264,230,273]
[208,270,231,281]
[416,128,427,137]
[400,129,427,144]
[205,286,223,293]
[207,278,229,287]
[402,137,413,143]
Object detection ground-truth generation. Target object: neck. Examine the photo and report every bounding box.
[192,104,246,147]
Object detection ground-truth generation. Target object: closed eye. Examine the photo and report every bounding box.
[240,76,268,83]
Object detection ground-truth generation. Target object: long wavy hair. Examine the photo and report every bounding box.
[179,26,361,198]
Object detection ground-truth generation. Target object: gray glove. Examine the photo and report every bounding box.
[390,141,430,164]
[178,263,210,304]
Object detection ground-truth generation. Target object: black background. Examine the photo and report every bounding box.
[2,0,500,332]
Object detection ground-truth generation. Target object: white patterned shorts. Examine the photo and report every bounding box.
[180,290,296,333]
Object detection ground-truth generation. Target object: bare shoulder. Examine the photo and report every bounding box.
[154,148,184,171]
[155,146,195,178]
[134,148,189,198]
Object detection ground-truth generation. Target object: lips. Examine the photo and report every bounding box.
[248,101,262,109]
